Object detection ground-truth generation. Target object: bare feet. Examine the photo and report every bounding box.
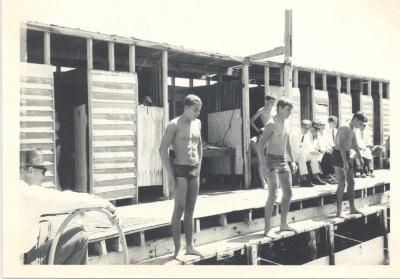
[350,209,364,216]
[279,224,296,233]
[336,212,347,218]
[173,248,181,259]
[186,247,203,257]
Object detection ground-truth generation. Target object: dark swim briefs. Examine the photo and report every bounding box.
[173,164,200,180]
[266,154,290,174]
[332,149,352,169]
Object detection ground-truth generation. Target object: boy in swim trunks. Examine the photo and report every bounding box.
[256,98,298,236]
[159,94,203,259]
[333,111,366,217]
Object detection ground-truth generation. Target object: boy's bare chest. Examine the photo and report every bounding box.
[175,123,201,142]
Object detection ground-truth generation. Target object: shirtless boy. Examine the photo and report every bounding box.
[333,111,366,217]
[256,98,298,236]
[250,94,276,187]
[159,94,203,258]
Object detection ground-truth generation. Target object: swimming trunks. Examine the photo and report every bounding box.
[173,164,200,180]
[332,149,352,169]
[266,154,290,174]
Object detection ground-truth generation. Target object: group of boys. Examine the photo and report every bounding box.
[21,93,371,264]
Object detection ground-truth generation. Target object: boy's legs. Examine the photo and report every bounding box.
[346,162,362,214]
[277,170,295,231]
[184,176,202,256]
[334,166,346,217]
[264,168,278,236]
[171,177,188,257]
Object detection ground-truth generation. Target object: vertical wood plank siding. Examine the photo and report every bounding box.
[382,98,390,144]
[88,70,138,200]
[361,95,374,144]
[339,93,353,126]
[20,62,56,188]
[313,90,329,123]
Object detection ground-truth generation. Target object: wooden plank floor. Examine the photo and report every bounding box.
[45,170,389,242]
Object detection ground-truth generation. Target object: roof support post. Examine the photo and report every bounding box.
[242,60,251,189]
[162,49,170,198]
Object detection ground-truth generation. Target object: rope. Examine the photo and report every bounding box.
[334,233,362,244]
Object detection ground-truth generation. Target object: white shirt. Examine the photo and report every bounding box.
[290,128,313,155]
[20,180,109,254]
[323,127,337,149]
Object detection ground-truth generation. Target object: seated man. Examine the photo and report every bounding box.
[384,136,390,169]
[290,120,326,187]
[20,149,120,265]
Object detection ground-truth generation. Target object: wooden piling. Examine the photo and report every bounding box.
[325,223,335,265]
[380,208,389,264]
[246,244,258,265]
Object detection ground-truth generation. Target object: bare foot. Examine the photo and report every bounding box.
[264,225,272,237]
[279,224,297,233]
[336,212,347,218]
[173,249,181,259]
[350,209,364,216]
[186,247,203,257]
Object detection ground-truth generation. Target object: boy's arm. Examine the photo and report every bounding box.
[352,130,363,161]
[337,127,350,170]
[256,123,273,181]
[197,121,203,168]
[159,122,177,182]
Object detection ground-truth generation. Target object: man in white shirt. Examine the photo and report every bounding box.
[20,149,120,264]
[354,122,374,177]
[290,120,326,187]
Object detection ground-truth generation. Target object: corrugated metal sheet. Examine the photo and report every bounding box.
[20,62,56,189]
[88,70,138,200]
[137,106,164,186]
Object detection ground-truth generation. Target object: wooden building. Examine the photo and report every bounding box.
[20,22,390,203]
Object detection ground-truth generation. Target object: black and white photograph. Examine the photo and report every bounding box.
[2,0,399,277]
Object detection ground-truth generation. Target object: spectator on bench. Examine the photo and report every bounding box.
[20,149,120,265]
[290,120,326,187]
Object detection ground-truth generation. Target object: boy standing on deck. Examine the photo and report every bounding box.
[256,98,298,236]
[333,111,366,217]
[159,94,203,258]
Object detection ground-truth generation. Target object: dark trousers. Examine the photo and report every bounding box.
[320,152,334,176]
[24,225,88,265]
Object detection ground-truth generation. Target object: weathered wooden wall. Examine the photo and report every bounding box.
[137,106,164,186]
[207,109,243,175]
[313,90,329,123]
[382,98,390,144]
[207,80,242,113]
[339,93,353,126]
[361,95,374,145]
[290,87,301,131]
[20,62,56,188]
[88,70,138,200]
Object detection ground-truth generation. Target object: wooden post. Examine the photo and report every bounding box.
[108,42,115,71]
[346,77,351,95]
[378,82,383,145]
[367,80,372,96]
[336,76,342,125]
[44,32,51,65]
[194,219,201,233]
[283,9,293,98]
[87,39,93,70]
[93,240,108,256]
[246,245,258,265]
[293,68,299,88]
[189,78,194,88]
[206,78,211,86]
[129,45,136,73]
[280,67,284,87]
[386,82,390,99]
[219,214,228,226]
[162,49,170,198]
[380,208,389,264]
[325,223,335,265]
[310,71,315,120]
[308,230,318,261]
[264,66,270,98]
[20,24,27,62]
[171,77,176,118]
[322,73,327,91]
[242,61,251,189]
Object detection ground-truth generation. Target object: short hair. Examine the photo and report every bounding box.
[276,98,293,111]
[265,94,276,102]
[328,116,337,123]
[301,119,312,127]
[184,94,202,107]
[352,111,367,122]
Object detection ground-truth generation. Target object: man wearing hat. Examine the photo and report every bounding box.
[20,149,120,265]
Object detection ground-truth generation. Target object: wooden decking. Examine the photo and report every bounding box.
[43,169,389,264]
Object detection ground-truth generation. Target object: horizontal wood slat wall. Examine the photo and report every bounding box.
[88,70,138,200]
[20,62,56,189]
[290,87,301,131]
[314,90,329,123]
[361,95,374,145]
[339,93,353,126]
[381,98,390,144]
[137,106,163,186]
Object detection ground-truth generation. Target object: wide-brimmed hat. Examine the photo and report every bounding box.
[20,149,46,168]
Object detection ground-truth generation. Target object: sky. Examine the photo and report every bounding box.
[12,0,400,83]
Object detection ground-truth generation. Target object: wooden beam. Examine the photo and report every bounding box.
[264,66,269,98]
[246,245,259,265]
[367,80,372,96]
[380,209,389,264]
[108,42,115,71]
[310,71,315,89]
[386,82,390,99]
[325,223,335,265]
[87,38,93,70]
[189,78,194,88]
[283,9,293,97]
[44,32,51,65]
[336,75,342,125]
[322,73,327,91]
[242,61,251,189]
[206,78,210,86]
[346,77,351,95]
[359,80,364,95]
[20,24,27,62]
[171,77,176,118]
[336,75,341,93]
[378,82,383,146]
[162,50,170,199]
[129,45,136,73]
[246,46,285,61]
[310,71,315,120]
[293,68,299,88]
[280,67,284,87]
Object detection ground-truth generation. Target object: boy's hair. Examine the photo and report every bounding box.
[265,94,276,102]
[184,94,202,107]
[301,119,312,127]
[328,115,338,123]
[276,97,293,111]
[352,111,367,122]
